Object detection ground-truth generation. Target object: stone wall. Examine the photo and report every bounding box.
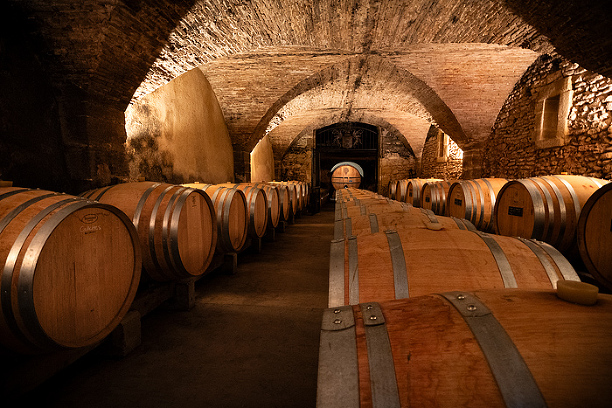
[378,128,417,196]
[421,127,463,180]
[484,53,612,179]
[279,135,312,183]
[125,68,234,185]
[0,3,69,192]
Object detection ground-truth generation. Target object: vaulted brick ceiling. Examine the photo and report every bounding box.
[12,0,612,160]
[131,0,552,158]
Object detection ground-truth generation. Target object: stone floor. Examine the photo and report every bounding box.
[12,204,334,408]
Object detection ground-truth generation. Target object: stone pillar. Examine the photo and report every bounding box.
[461,145,484,179]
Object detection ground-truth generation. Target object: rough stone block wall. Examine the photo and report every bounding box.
[421,128,463,180]
[279,136,312,182]
[378,128,417,196]
[484,53,612,179]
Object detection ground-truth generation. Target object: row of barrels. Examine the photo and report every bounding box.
[388,176,612,291]
[0,180,308,354]
[318,187,612,407]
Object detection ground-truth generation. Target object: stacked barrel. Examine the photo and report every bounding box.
[0,187,141,353]
[386,176,612,290]
[1,179,309,355]
[318,185,612,407]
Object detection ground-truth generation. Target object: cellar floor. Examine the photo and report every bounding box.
[15,203,334,408]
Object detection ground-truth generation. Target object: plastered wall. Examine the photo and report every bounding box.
[125,68,233,184]
[250,135,275,182]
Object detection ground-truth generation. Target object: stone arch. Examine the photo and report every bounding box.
[246,54,467,156]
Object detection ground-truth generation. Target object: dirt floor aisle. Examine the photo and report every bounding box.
[18,203,334,408]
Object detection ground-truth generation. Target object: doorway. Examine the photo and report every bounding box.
[312,122,379,195]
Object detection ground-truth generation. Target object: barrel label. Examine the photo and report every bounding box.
[80,225,102,234]
[81,213,99,224]
[454,198,462,206]
[508,206,524,217]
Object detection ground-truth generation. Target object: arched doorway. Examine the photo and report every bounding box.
[313,122,379,196]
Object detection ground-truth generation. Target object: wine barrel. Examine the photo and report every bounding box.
[183,184,248,253]
[447,178,509,232]
[388,180,398,199]
[270,183,292,222]
[288,181,307,211]
[251,182,281,229]
[82,182,217,281]
[406,178,442,207]
[317,289,612,408]
[577,182,612,291]
[331,164,362,190]
[421,180,454,215]
[394,179,409,202]
[219,183,269,239]
[270,182,299,217]
[328,226,579,307]
[0,187,141,353]
[494,175,609,253]
[334,206,476,240]
[335,196,409,221]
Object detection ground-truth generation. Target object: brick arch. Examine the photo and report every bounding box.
[247,54,465,158]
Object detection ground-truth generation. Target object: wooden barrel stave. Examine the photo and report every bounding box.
[577,182,612,291]
[0,187,141,353]
[268,182,295,220]
[220,183,269,239]
[331,165,362,190]
[318,289,612,407]
[251,182,281,229]
[87,182,217,281]
[421,180,454,215]
[494,175,609,254]
[403,178,442,207]
[328,227,578,307]
[335,207,472,240]
[202,185,248,254]
[447,178,508,232]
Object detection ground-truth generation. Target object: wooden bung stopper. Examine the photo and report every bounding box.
[556,280,599,306]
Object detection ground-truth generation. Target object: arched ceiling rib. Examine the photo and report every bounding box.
[248,53,460,158]
[199,45,538,156]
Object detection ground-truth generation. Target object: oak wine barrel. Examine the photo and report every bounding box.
[0,187,141,353]
[270,183,292,222]
[251,182,281,229]
[388,180,398,199]
[494,175,609,254]
[334,205,476,240]
[183,183,248,254]
[318,289,612,407]
[406,178,442,207]
[270,182,299,216]
[394,179,409,202]
[331,164,362,190]
[83,182,217,281]
[421,180,454,215]
[328,226,578,307]
[577,182,612,291]
[220,183,269,239]
[446,178,508,232]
